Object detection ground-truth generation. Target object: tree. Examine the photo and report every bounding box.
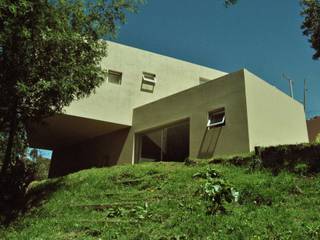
[301,0,320,60]
[0,0,143,174]
[224,0,237,7]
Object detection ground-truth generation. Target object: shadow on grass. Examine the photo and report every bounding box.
[0,177,64,227]
[24,178,64,213]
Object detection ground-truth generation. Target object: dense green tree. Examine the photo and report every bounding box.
[0,0,143,174]
[301,0,320,60]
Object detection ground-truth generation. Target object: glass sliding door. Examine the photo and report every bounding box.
[138,120,189,163]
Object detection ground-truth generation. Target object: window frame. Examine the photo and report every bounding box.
[142,72,157,84]
[107,70,122,85]
[207,108,226,129]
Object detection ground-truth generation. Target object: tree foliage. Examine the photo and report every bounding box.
[0,0,143,173]
[301,0,320,59]
[224,0,237,7]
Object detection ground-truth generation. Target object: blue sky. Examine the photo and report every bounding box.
[113,0,320,118]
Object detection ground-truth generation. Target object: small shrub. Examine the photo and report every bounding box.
[293,163,309,176]
[201,178,239,214]
[196,168,238,215]
[247,156,263,172]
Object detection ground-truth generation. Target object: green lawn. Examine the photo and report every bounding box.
[1,161,320,239]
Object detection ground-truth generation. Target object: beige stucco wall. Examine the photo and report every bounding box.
[244,69,309,150]
[65,41,227,125]
[132,70,251,160]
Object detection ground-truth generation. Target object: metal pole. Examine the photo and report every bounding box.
[290,79,294,99]
[282,74,294,99]
[303,79,307,112]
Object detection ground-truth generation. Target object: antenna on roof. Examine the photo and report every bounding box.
[282,73,294,99]
[304,79,308,112]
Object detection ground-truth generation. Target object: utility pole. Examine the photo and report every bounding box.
[303,79,307,112]
[282,73,294,99]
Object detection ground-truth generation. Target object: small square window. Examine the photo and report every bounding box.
[207,108,225,128]
[108,70,122,85]
[142,72,156,84]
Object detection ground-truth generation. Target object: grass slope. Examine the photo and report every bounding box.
[1,161,320,239]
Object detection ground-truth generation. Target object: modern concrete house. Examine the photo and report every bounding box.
[28,41,309,177]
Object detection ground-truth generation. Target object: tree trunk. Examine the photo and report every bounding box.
[1,104,18,175]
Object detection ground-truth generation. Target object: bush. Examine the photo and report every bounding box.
[195,168,239,214]
[255,144,320,174]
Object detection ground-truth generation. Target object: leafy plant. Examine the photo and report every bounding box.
[196,168,239,214]
[293,163,309,176]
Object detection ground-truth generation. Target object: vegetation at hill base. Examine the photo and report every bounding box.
[1,160,320,239]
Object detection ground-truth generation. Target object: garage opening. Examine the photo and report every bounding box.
[137,120,189,163]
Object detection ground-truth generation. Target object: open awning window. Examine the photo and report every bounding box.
[142,72,157,84]
[108,70,122,85]
[207,108,226,129]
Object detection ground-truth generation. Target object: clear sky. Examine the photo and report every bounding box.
[112,0,320,119]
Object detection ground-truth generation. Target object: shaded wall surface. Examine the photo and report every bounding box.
[307,117,320,142]
[49,128,130,177]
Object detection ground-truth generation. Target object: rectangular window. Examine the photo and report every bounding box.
[142,72,156,84]
[108,70,122,85]
[207,108,225,129]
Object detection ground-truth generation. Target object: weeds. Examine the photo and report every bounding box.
[195,168,239,214]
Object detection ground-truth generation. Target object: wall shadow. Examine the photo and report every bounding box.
[140,81,155,93]
[197,127,223,159]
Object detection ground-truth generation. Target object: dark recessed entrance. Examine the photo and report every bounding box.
[137,120,190,163]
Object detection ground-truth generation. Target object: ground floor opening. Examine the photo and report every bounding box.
[136,120,190,163]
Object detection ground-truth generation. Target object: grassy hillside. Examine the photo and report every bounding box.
[1,161,320,239]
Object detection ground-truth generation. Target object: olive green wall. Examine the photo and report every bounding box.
[132,70,250,160]
[65,41,227,125]
[244,70,309,150]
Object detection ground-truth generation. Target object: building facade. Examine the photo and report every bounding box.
[28,41,309,177]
